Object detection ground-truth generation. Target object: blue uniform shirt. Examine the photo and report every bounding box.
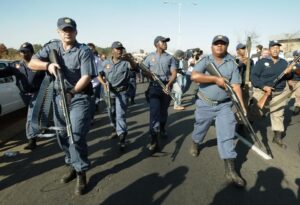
[194,54,241,101]
[143,52,178,82]
[251,58,288,91]
[98,59,131,87]
[33,40,96,86]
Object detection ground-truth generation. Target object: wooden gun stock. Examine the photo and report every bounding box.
[257,92,270,109]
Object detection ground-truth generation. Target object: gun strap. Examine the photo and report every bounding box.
[31,74,54,132]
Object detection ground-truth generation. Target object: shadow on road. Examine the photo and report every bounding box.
[100,166,188,205]
[210,167,298,205]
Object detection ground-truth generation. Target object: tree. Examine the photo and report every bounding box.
[0,43,8,58]
[32,44,42,53]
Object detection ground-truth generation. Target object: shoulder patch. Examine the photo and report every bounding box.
[43,39,60,47]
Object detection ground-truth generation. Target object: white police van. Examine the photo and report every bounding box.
[0,60,26,116]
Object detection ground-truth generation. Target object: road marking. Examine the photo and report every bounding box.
[235,132,272,160]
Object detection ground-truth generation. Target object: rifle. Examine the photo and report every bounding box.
[206,62,263,148]
[257,55,300,109]
[105,80,112,115]
[139,63,177,102]
[49,49,75,144]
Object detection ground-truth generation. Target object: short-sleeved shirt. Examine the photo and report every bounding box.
[98,58,131,87]
[33,40,96,87]
[194,54,241,101]
[0,61,45,93]
[251,57,288,91]
[143,52,178,82]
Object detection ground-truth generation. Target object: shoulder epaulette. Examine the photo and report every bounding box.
[43,39,60,47]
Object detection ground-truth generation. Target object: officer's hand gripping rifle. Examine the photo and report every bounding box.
[257,55,300,109]
[206,62,263,148]
[139,63,177,102]
[49,49,75,144]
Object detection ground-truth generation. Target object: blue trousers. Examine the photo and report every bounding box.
[26,93,38,140]
[53,93,91,172]
[192,99,237,159]
[148,84,171,135]
[107,91,128,136]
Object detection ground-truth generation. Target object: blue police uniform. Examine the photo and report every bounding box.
[143,52,177,136]
[0,61,45,141]
[192,54,241,159]
[33,40,96,172]
[98,58,131,137]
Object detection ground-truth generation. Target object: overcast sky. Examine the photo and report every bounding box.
[1,0,299,54]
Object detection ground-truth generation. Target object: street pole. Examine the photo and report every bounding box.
[163,1,197,49]
[178,2,181,49]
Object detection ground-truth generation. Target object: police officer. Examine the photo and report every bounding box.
[251,40,292,149]
[28,17,96,195]
[235,43,254,88]
[0,42,45,150]
[288,50,300,115]
[98,41,137,150]
[143,36,178,151]
[190,35,246,187]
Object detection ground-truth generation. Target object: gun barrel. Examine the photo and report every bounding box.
[50,49,75,144]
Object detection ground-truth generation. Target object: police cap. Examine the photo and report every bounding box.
[57,17,77,30]
[269,40,282,48]
[19,42,34,53]
[154,36,170,46]
[212,35,229,45]
[111,41,125,49]
[236,43,246,50]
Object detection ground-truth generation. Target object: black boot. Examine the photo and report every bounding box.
[130,97,135,105]
[119,133,126,151]
[159,123,168,138]
[61,166,76,183]
[75,171,87,195]
[24,138,37,150]
[272,131,287,149]
[190,141,199,157]
[224,159,246,188]
[148,133,159,151]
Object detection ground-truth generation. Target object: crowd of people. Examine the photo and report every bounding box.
[1,16,300,196]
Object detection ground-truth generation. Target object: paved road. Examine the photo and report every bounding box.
[1,82,300,205]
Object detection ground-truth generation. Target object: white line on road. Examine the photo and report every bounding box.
[235,132,272,160]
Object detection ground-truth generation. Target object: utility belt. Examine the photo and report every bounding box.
[197,91,231,106]
[149,81,168,87]
[110,85,128,93]
[53,81,93,96]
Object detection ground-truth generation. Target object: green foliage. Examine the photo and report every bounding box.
[32,44,42,53]
[96,46,111,57]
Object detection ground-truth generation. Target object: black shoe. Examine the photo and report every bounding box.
[119,133,126,151]
[75,172,87,195]
[148,134,159,151]
[294,106,300,115]
[272,131,287,149]
[61,166,76,184]
[190,141,199,157]
[224,159,246,188]
[130,98,135,105]
[24,138,37,150]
